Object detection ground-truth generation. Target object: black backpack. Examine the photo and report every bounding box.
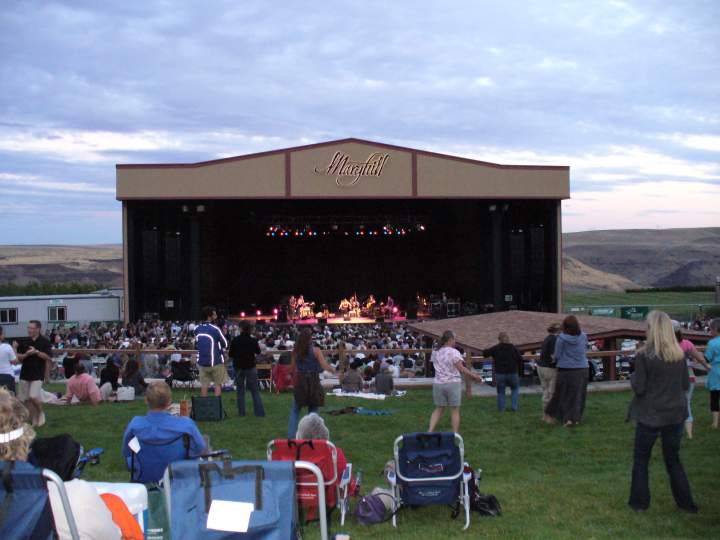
[29,434,82,481]
[454,468,502,518]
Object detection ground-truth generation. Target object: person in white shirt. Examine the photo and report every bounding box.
[0,326,17,392]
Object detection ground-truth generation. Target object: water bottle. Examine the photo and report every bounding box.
[354,468,363,496]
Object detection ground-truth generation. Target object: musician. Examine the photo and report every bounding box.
[288,295,297,319]
[365,294,376,310]
[297,295,305,308]
[339,298,351,314]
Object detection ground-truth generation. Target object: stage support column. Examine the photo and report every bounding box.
[189,213,201,319]
[491,206,503,311]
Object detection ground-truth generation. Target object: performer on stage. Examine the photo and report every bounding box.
[288,295,297,320]
[339,297,351,314]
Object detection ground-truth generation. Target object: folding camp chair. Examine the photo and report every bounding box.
[387,432,472,530]
[271,363,294,393]
[0,460,80,540]
[163,459,328,540]
[267,439,353,526]
[167,361,197,390]
[128,433,191,484]
[256,363,273,391]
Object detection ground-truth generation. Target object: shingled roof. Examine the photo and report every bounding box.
[408,311,710,352]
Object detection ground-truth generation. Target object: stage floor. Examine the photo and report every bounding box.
[228,314,413,325]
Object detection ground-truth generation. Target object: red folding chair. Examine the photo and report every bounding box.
[271,363,294,393]
[267,439,353,525]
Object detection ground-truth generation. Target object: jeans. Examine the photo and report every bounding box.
[287,400,318,439]
[235,368,265,417]
[629,422,697,512]
[495,372,520,411]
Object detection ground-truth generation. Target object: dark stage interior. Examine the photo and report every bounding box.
[126,199,559,320]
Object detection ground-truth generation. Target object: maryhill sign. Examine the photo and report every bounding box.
[314,151,390,187]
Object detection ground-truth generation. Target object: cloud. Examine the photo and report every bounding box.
[0,172,114,193]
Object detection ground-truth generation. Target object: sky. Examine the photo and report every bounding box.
[0,0,718,244]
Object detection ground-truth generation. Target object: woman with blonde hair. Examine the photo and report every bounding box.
[628,310,697,513]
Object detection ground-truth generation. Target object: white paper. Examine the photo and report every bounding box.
[128,436,141,454]
[207,500,254,533]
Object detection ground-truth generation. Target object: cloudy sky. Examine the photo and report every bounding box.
[1,0,718,244]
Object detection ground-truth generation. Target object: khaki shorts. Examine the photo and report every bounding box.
[17,380,43,401]
[199,364,227,386]
[433,382,462,407]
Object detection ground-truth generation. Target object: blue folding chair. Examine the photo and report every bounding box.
[128,433,191,484]
[0,460,80,540]
[388,432,472,530]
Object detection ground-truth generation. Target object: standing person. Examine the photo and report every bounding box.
[428,330,484,433]
[538,323,561,423]
[228,321,265,417]
[287,328,336,438]
[673,322,711,438]
[705,318,720,429]
[194,306,228,398]
[544,315,589,426]
[14,320,52,427]
[0,326,17,392]
[482,332,524,412]
[628,310,698,513]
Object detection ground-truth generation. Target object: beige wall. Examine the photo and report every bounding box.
[417,154,569,198]
[290,141,412,197]
[117,154,286,199]
[116,141,569,200]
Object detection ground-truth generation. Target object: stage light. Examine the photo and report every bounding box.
[393,306,399,314]
[256,310,262,316]
[273,308,279,315]
[240,311,246,318]
[419,224,425,231]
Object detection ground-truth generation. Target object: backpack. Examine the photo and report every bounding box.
[453,467,502,518]
[29,434,81,481]
[354,491,397,525]
[191,395,226,421]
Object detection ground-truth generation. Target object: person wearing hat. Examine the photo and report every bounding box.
[539,323,561,423]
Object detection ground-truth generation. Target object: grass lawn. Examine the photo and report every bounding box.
[563,291,718,321]
[38,386,718,539]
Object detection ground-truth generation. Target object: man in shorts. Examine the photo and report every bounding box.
[15,320,53,426]
[194,306,228,397]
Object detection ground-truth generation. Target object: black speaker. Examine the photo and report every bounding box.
[343,313,351,321]
[375,316,385,323]
[406,307,418,319]
[317,317,327,325]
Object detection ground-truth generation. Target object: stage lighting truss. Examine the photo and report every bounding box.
[263,215,428,238]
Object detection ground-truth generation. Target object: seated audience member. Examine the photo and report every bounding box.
[0,388,121,539]
[121,358,148,396]
[339,360,364,393]
[122,381,206,467]
[296,412,354,489]
[374,365,394,395]
[63,363,104,405]
[100,359,120,392]
[62,354,78,381]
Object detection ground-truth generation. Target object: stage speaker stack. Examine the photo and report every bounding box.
[317,317,328,325]
[277,308,288,323]
[343,312,351,321]
[375,316,385,323]
[406,304,418,319]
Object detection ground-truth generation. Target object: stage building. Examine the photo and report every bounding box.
[116,139,570,321]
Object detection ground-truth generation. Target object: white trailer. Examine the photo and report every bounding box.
[0,289,123,339]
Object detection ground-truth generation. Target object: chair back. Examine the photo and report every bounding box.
[268,439,338,519]
[395,432,463,506]
[171,361,195,381]
[0,460,79,540]
[129,433,190,483]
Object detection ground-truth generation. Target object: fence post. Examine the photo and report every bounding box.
[134,341,142,368]
[465,351,473,398]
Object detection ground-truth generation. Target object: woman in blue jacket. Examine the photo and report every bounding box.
[544,315,589,426]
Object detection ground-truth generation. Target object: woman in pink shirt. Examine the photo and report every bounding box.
[428,331,483,433]
[674,325,711,438]
[64,363,102,405]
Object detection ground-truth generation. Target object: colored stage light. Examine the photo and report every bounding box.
[273,308,279,315]
[393,306,399,314]
[256,310,262,316]
[240,311,246,317]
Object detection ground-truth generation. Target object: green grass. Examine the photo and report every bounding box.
[38,387,718,539]
[563,291,718,321]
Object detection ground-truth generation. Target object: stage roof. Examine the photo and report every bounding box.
[408,311,711,352]
[116,138,570,201]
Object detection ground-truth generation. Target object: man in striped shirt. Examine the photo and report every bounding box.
[194,306,228,397]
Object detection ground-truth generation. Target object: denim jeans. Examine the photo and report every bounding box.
[495,372,520,411]
[629,422,697,512]
[235,368,265,417]
[287,400,318,439]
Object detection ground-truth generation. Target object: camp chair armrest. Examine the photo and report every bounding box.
[199,449,230,460]
[387,468,397,487]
